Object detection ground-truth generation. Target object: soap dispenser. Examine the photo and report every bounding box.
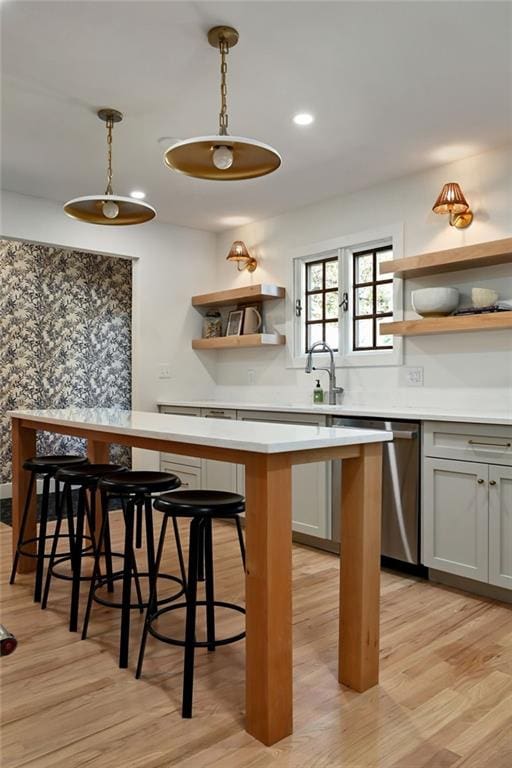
[313,379,324,404]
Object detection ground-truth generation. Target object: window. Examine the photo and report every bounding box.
[292,230,401,367]
[352,245,393,351]
[304,256,339,352]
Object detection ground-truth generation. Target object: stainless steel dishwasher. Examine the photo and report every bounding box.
[331,417,421,566]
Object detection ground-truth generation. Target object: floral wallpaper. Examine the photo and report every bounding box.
[0,239,132,483]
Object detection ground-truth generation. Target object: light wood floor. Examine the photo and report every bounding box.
[2,512,512,768]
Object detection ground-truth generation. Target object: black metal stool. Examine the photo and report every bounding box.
[10,455,89,603]
[42,463,127,631]
[81,471,185,669]
[136,490,246,719]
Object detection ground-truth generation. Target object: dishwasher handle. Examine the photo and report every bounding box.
[391,429,418,441]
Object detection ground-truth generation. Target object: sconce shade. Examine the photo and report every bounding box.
[226,240,257,272]
[227,241,250,262]
[432,183,469,215]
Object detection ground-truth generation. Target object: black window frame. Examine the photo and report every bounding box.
[304,256,339,353]
[352,245,393,351]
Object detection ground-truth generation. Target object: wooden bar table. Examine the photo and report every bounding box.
[9,408,391,746]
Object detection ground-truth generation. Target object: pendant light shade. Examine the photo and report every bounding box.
[64,109,156,226]
[164,26,281,181]
[164,136,280,181]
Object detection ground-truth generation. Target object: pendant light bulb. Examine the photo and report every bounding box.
[102,200,120,219]
[212,145,234,170]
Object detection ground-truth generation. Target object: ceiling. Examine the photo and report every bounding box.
[2,1,511,232]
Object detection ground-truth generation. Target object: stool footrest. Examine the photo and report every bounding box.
[93,572,185,610]
[49,550,125,583]
[17,533,93,560]
[147,600,246,649]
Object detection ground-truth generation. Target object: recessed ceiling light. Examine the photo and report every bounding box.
[130,190,146,200]
[293,113,314,126]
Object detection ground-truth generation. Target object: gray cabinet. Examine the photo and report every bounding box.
[423,458,489,581]
[489,465,512,589]
[422,422,512,590]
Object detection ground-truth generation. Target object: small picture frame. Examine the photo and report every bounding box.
[226,309,244,336]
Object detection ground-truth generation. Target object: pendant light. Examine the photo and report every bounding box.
[64,109,156,225]
[164,26,281,181]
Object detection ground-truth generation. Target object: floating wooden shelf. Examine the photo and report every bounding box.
[381,312,512,337]
[192,333,286,350]
[380,237,512,279]
[192,283,285,309]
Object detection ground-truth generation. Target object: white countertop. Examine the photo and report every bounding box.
[9,408,392,454]
[157,399,512,426]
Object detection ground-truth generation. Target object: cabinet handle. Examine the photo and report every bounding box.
[468,440,511,448]
[477,478,485,484]
[489,480,497,486]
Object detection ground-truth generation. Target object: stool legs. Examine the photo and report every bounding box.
[82,507,110,641]
[119,498,135,668]
[235,516,246,569]
[33,475,51,603]
[182,517,201,718]
[69,487,86,632]
[204,519,216,653]
[41,484,67,609]
[135,515,169,680]
[10,472,36,585]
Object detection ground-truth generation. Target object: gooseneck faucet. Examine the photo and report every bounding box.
[305,341,344,405]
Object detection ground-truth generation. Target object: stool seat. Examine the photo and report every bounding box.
[99,471,181,496]
[55,463,126,488]
[23,455,88,475]
[155,490,245,517]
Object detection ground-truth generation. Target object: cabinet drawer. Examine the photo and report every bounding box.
[200,408,237,419]
[424,421,512,466]
[160,460,201,490]
[159,406,202,417]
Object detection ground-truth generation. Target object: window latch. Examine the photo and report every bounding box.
[339,292,349,312]
[295,299,302,317]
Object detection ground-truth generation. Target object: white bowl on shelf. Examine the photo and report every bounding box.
[411,287,459,317]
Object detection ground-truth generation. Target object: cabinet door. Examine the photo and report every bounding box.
[158,406,201,467]
[199,408,239,493]
[489,465,512,589]
[160,460,201,491]
[422,458,488,581]
[236,412,331,539]
[201,458,238,493]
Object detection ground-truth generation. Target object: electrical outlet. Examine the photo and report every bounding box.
[406,367,424,386]
[158,363,172,380]
[247,369,256,385]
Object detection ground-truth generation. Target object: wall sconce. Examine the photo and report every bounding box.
[432,182,473,229]
[226,240,257,272]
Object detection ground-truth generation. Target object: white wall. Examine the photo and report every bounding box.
[1,190,217,471]
[211,146,512,414]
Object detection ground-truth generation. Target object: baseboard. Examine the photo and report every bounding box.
[429,569,512,604]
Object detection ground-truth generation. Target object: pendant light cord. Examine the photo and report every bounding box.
[105,117,114,195]
[219,38,229,136]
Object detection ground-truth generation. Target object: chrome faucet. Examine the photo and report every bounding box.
[305,341,344,405]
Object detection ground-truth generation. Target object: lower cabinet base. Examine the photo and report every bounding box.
[429,568,512,604]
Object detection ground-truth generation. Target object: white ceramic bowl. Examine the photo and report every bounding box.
[472,287,498,308]
[411,287,459,317]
